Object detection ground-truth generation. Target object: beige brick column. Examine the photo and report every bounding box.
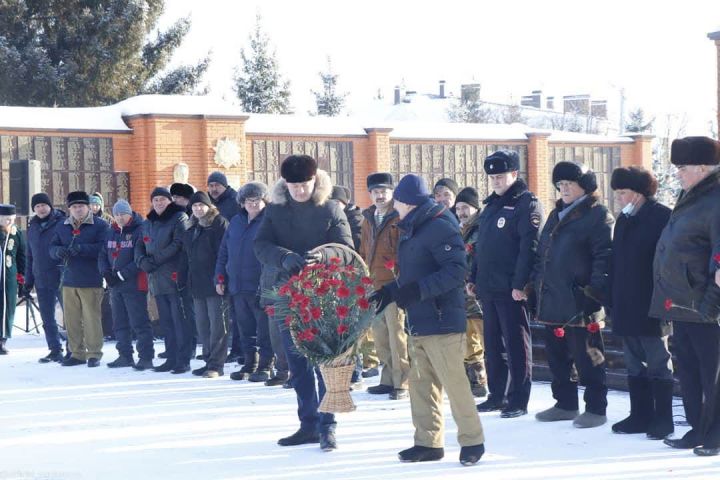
[623,134,654,170]
[356,127,393,208]
[526,132,552,211]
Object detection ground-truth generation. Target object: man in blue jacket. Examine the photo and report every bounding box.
[50,191,110,367]
[25,193,66,363]
[99,200,154,370]
[370,174,485,466]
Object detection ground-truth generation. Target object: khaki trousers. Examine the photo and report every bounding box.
[63,287,104,361]
[360,330,379,369]
[371,302,410,389]
[465,316,485,364]
[408,333,485,448]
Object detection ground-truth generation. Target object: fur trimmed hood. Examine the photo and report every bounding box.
[270,169,333,206]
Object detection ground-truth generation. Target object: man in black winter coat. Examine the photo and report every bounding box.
[649,136,720,456]
[608,166,674,439]
[331,185,363,251]
[255,155,353,452]
[470,151,542,418]
[532,162,613,429]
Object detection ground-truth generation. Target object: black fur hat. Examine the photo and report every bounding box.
[367,172,394,191]
[281,155,318,183]
[455,187,480,210]
[0,204,16,216]
[170,183,195,199]
[670,136,720,166]
[484,150,520,174]
[67,191,90,207]
[552,161,597,194]
[611,166,658,197]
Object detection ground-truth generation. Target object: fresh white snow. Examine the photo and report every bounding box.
[2,317,718,480]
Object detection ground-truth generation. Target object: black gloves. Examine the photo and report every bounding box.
[304,251,323,265]
[103,271,121,288]
[282,252,305,274]
[395,282,421,309]
[67,245,80,257]
[369,285,394,315]
[55,247,69,260]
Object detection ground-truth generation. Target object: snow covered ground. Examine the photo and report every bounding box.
[2,327,719,480]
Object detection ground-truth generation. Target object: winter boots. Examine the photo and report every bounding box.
[107,355,135,368]
[466,362,488,398]
[277,428,320,446]
[476,395,508,412]
[39,350,64,363]
[398,445,444,462]
[265,369,289,387]
[320,427,337,451]
[573,412,607,428]
[248,356,273,382]
[459,444,485,466]
[231,352,258,381]
[535,406,579,422]
[0,338,7,355]
[612,376,653,434]
[665,429,703,449]
[647,379,675,440]
[133,358,154,371]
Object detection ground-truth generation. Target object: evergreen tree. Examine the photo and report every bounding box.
[448,85,494,123]
[0,0,209,107]
[625,108,654,133]
[311,57,347,116]
[233,15,291,114]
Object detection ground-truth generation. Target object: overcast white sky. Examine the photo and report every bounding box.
[160,0,719,135]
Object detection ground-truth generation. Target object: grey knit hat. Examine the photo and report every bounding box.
[112,200,132,217]
[207,171,229,187]
[237,181,269,205]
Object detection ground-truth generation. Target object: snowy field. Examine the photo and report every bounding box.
[2,327,720,479]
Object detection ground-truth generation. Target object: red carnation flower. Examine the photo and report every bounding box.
[465,243,474,254]
[289,275,301,284]
[143,236,150,243]
[383,259,396,271]
[302,281,314,290]
[337,323,349,335]
[16,273,25,285]
[171,272,178,282]
[361,276,373,286]
[111,252,119,259]
[328,278,342,287]
[329,257,342,265]
[279,284,292,296]
[358,298,370,310]
[714,253,720,264]
[72,229,81,236]
[328,263,340,272]
[265,305,275,317]
[217,274,225,284]
[586,322,601,334]
[336,305,350,319]
[337,286,351,298]
[301,309,311,323]
[315,285,330,296]
[664,298,673,312]
[344,264,356,274]
[355,285,367,296]
[284,315,293,327]
[553,327,565,338]
[310,307,322,320]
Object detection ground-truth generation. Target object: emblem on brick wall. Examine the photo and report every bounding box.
[213,137,242,169]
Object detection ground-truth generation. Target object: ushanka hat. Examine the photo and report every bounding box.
[552,161,598,194]
[67,191,90,207]
[281,155,318,183]
[484,150,520,174]
[670,136,720,166]
[367,172,394,191]
[170,183,195,199]
[611,166,658,197]
[0,204,16,216]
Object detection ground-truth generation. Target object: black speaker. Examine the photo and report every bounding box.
[9,160,41,216]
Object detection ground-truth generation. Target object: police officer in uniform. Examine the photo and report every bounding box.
[470,150,543,418]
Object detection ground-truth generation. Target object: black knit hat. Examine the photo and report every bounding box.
[31,193,52,210]
[434,178,458,195]
[484,150,520,174]
[189,191,213,208]
[150,187,172,201]
[611,166,658,198]
[281,155,318,183]
[331,186,350,205]
[552,161,597,194]
[670,136,720,166]
[170,183,194,199]
[367,172,394,191]
[455,187,480,210]
[67,191,90,207]
[0,204,16,216]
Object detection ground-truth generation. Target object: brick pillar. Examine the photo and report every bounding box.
[526,132,552,211]
[624,134,654,170]
[356,128,393,208]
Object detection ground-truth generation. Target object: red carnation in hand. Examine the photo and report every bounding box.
[217,274,225,284]
[329,257,342,265]
[355,285,367,296]
[664,298,673,312]
[384,259,396,271]
[337,323,349,335]
[336,305,349,319]
[361,276,373,286]
[310,307,322,320]
[72,229,81,236]
[714,253,720,264]
[358,298,370,310]
[171,272,178,282]
[465,243,474,254]
[265,305,275,317]
[586,322,601,333]
[337,286,351,298]
[16,273,25,285]
[143,236,150,243]
[111,252,119,259]
[553,327,565,338]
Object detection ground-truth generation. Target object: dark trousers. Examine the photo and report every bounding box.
[229,302,243,356]
[156,293,193,367]
[232,293,272,361]
[622,335,674,381]
[110,289,154,360]
[544,325,607,415]
[277,315,335,433]
[480,296,532,409]
[673,322,720,442]
[179,287,197,355]
[37,286,63,353]
[267,305,289,375]
[194,296,229,371]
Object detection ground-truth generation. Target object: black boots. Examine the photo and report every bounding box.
[0,338,7,355]
[277,428,320,446]
[612,376,653,434]
[466,362,488,398]
[647,379,675,440]
[231,352,258,380]
[460,444,485,466]
[248,356,273,382]
[107,356,135,368]
[320,428,337,451]
[398,445,444,462]
[664,429,703,449]
[476,395,507,412]
[39,350,64,363]
[133,358,154,371]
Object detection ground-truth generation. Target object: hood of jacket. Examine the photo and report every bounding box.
[398,199,449,236]
[147,202,186,222]
[270,169,333,206]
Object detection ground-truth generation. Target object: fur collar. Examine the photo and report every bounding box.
[147,202,185,222]
[192,207,220,227]
[270,169,333,206]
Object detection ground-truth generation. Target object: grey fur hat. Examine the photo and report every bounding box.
[237,181,269,205]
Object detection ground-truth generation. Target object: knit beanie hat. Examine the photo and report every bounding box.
[112,200,133,217]
[150,187,173,201]
[31,193,52,210]
[394,174,431,206]
[189,191,213,207]
[433,178,459,195]
[455,187,480,210]
[207,171,229,187]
